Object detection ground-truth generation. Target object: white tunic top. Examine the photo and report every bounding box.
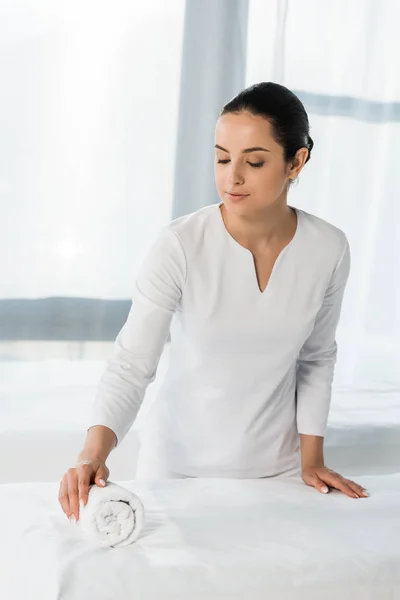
[89,201,351,478]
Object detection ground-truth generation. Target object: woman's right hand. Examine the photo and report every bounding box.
[58,457,110,522]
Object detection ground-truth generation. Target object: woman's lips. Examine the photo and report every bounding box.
[225,192,249,201]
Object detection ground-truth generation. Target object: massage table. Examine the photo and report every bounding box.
[0,472,399,599]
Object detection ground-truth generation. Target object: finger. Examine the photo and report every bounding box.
[67,468,80,520]
[348,479,368,492]
[328,475,366,498]
[303,473,331,494]
[346,480,369,498]
[325,475,359,498]
[58,476,70,518]
[94,464,109,488]
[314,477,330,494]
[78,463,92,508]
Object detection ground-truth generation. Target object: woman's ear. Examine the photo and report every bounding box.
[288,147,309,179]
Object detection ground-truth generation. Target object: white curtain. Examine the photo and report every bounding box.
[1,0,185,300]
[247,0,400,392]
[2,0,399,383]
[0,0,187,480]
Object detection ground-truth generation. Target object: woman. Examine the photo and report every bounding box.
[59,82,368,523]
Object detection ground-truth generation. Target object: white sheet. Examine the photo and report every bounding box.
[1,473,399,600]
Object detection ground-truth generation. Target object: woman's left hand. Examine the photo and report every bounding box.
[302,465,369,498]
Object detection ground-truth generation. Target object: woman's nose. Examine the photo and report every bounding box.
[227,165,244,185]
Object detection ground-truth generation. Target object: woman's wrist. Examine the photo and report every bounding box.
[77,425,117,465]
[299,433,325,471]
[77,450,104,464]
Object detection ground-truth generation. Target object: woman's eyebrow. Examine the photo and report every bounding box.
[214,144,271,153]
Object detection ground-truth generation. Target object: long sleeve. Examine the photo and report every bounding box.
[296,234,351,436]
[88,226,187,446]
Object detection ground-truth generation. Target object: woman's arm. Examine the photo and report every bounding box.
[84,226,187,454]
[299,433,324,469]
[296,234,351,447]
[296,236,368,498]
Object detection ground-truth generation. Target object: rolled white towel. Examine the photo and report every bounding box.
[76,481,145,548]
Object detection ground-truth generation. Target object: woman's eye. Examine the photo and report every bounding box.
[216,159,264,168]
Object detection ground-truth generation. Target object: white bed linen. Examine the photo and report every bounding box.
[0,473,399,600]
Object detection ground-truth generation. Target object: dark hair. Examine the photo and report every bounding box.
[219,82,314,169]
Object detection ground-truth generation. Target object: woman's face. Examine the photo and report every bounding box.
[214,111,306,213]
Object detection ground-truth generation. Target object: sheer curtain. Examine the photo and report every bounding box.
[0,0,186,481]
[247,0,400,392]
[0,0,185,356]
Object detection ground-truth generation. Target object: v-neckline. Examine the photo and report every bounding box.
[215,201,302,296]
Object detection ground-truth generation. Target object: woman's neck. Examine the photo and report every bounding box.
[220,199,297,253]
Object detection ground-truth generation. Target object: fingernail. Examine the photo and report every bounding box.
[79,499,84,509]
[354,493,359,498]
[363,491,370,496]
[69,515,76,524]
[321,486,329,494]
[99,479,106,486]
